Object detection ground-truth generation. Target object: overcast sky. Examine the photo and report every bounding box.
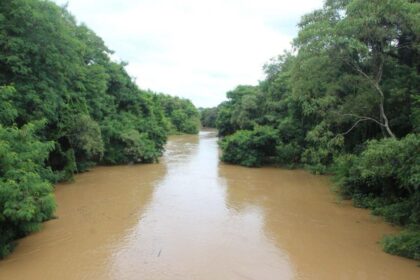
[53,0,324,107]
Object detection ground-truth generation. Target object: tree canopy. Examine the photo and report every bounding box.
[199,107,218,128]
[0,0,199,257]
[217,0,420,260]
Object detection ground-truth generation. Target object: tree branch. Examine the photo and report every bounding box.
[341,57,396,138]
[342,113,385,127]
[339,117,374,136]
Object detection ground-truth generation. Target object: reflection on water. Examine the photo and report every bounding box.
[0,130,418,280]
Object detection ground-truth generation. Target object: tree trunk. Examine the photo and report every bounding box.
[374,82,396,138]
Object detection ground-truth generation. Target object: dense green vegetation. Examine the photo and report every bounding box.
[155,94,200,134]
[0,121,56,257]
[1,0,418,263]
[0,0,198,258]
[199,107,218,128]
[217,0,420,260]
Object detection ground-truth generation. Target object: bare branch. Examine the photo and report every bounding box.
[342,113,385,127]
[340,56,396,138]
[346,60,376,85]
[339,118,373,136]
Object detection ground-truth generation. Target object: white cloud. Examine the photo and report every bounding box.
[54,0,324,107]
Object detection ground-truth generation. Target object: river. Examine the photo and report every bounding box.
[0,130,418,279]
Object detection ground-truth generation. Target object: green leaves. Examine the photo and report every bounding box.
[220,126,278,167]
[0,123,56,258]
[0,0,200,258]
[155,94,200,135]
[64,114,104,171]
[199,107,218,128]
[0,86,18,125]
[383,229,420,260]
[101,113,165,164]
[216,0,420,260]
[216,85,261,136]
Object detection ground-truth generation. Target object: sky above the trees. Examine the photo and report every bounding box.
[54,0,324,107]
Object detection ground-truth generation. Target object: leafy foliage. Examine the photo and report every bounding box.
[333,134,420,259]
[199,107,218,128]
[0,122,56,258]
[0,86,18,125]
[220,126,277,167]
[101,113,165,164]
[216,0,420,260]
[334,134,420,198]
[155,94,200,134]
[0,0,198,257]
[382,230,420,261]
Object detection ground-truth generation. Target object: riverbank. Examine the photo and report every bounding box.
[0,131,418,279]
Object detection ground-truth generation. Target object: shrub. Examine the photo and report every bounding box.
[0,123,56,258]
[275,141,302,167]
[333,134,420,260]
[64,114,104,172]
[372,200,413,226]
[220,126,277,167]
[101,113,165,164]
[334,134,420,198]
[382,230,420,260]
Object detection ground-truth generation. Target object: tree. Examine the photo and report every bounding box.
[199,107,218,128]
[295,0,420,139]
[154,94,200,134]
[0,0,199,257]
[0,122,56,258]
[216,0,420,259]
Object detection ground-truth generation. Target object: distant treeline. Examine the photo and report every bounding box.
[215,0,420,260]
[158,94,200,134]
[0,0,198,257]
[199,107,218,128]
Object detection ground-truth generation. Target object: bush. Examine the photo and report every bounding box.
[64,114,104,172]
[200,107,218,128]
[101,113,165,164]
[220,126,277,167]
[382,230,420,260]
[334,134,420,198]
[275,141,302,167]
[372,200,413,226]
[333,134,420,260]
[155,95,200,134]
[0,123,56,258]
[301,122,343,174]
[346,194,415,227]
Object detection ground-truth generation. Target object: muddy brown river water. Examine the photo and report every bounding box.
[0,130,419,280]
